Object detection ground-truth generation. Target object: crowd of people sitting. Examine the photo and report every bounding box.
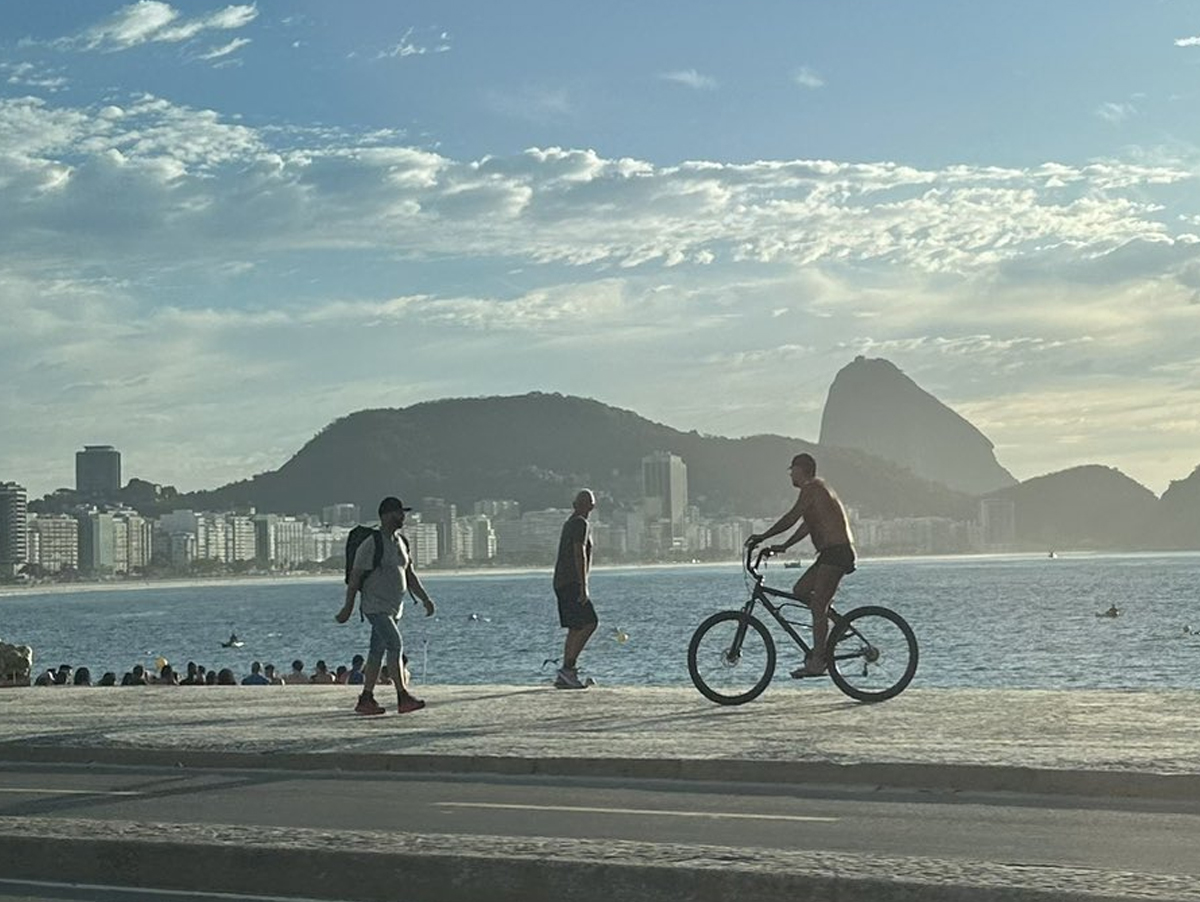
[31,654,407,688]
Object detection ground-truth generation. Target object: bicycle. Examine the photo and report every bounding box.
[687,546,918,704]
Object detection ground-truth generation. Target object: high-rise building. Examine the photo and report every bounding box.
[78,510,116,573]
[642,451,688,537]
[75,445,122,499]
[114,510,153,572]
[224,513,258,563]
[421,497,459,564]
[0,481,29,576]
[406,522,440,567]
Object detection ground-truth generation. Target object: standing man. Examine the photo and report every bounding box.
[553,489,597,689]
[336,496,436,715]
[745,453,856,678]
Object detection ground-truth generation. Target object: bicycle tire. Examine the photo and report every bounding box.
[688,610,776,705]
[827,605,918,703]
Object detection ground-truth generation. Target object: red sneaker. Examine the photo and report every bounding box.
[354,693,386,715]
[398,694,426,714]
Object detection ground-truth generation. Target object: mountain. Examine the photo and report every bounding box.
[986,465,1160,550]
[183,393,975,520]
[1160,466,1200,549]
[819,356,1017,495]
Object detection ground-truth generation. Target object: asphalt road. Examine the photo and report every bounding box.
[0,880,354,902]
[2,762,1200,878]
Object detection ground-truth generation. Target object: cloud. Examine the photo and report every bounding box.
[196,37,251,61]
[1,61,69,92]
[376,26,451,60]
[793,66,824,89]
[4,92,1200,495]
[660,69,717,90]
[53,1,257,53]
[1174,36,1200,47]
[1095,101,1135,124]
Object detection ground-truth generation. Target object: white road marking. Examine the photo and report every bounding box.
[0,787,144,796]
[436,801,836,822]
[0,879,355,901]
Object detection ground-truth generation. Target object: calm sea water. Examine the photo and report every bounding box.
[3,552,1199,691]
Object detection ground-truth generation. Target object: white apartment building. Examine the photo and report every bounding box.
[405,522,439,568]
[27,514,78,573]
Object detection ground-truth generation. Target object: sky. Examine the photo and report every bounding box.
[2,1,1200,499]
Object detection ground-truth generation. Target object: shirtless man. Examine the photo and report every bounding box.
[745,452,856,677]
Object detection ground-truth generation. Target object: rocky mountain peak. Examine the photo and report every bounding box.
[818,356,1017,495]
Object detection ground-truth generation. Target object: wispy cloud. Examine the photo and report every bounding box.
[660,69,717,90]
[0,61,69,92]
[1095,101,1136,124]
[793,66,824,89]
[376,26,451,60]
[197,37,251,61]
[1174,36,1200,47]
[52,1,257,53]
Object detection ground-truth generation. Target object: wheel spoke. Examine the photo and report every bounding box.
[827,606,918,703]
[688,611,776,705]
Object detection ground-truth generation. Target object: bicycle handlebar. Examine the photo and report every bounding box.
[744,543,774,581]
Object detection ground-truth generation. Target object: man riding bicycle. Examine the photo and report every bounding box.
[745,452,856,678]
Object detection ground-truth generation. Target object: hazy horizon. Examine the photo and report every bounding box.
[4,2,1200,498]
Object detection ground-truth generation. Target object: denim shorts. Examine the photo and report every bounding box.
[365,612,404,660]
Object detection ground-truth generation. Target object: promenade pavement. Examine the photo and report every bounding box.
[2,684,1200,901]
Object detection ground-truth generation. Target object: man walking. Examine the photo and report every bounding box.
[553,489,597,689]
[746,453,856,678]
[336,496,436,715]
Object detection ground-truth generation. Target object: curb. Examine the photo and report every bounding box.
[2,743,1198,800]
[3,818,1200,902]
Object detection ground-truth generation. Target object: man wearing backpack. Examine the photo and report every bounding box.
[335,496,436,715]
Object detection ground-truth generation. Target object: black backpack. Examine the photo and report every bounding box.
[344,526,384,585]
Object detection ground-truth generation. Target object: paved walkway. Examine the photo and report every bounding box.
[2,684,1199,784]
[4,685,1200,901]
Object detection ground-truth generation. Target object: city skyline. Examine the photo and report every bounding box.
[3,3,1200,497]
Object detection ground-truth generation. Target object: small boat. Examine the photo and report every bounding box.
[1048,550,1058,559]
[221,633,244,648]
[1096,606,1121,619]
[783,560,805,569]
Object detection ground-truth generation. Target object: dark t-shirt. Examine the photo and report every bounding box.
[554,513,592,588]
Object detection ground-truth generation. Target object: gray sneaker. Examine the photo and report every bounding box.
[555,667,585,689]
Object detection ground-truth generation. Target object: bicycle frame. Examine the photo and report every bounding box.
[739,547,850,661]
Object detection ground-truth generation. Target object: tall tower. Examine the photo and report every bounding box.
[76,445,122,499]
[641,451,688,537]
[0,481,29,576]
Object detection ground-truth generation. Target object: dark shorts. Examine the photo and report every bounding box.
[815,543,856,575]
[555,582,599,630]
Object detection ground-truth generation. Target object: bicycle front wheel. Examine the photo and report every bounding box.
[827,605,918,703]
[688,610,776,705]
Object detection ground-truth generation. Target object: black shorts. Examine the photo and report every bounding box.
[555,582,598,630]
[815,543,856,575]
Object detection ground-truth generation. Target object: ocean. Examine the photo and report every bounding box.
[3,552,1199,691]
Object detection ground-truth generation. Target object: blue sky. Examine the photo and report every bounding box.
[3,1,1200,498]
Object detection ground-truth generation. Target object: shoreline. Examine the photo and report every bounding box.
[2,549,1196,600]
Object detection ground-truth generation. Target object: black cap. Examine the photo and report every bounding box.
[378,496,413,516]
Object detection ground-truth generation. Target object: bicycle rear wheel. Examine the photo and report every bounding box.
[827,605,918,703]
[688,610,776,705]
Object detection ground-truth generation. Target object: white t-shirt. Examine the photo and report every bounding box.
[352,529,409,618]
